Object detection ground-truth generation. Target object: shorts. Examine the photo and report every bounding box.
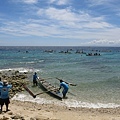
[0,98,10,105]
[62,89,68,95]
[33,80,38,85]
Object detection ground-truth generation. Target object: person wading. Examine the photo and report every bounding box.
[33,72,39,86]
[59,80,69,98]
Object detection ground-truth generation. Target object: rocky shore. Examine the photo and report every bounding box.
[0,70,29,98]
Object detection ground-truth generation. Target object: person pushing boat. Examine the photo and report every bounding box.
[59,79,69,98]
[33,72,39,86]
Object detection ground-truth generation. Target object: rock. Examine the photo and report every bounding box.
[30,118,35,120]
[15,71,19,75]
[7,111,13,115]
[0,116,9,120]
[11,114,25,120]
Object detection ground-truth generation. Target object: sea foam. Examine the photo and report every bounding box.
[12,93,120,109]
[0,67,41,73]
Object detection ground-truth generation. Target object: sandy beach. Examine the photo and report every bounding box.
[0,100,120,120]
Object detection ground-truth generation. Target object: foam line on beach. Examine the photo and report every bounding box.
[12,93,120,109]
[62,99,120,108]
[12,94,54,104]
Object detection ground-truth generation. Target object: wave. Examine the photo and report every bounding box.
[18,60,44,64]
[0,67,41,73]
[12,93,120,109]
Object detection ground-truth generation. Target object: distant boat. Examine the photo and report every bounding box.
[86,53,101,56]
[44,50,54,53]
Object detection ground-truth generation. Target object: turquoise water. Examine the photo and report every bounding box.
[0,46,120,108]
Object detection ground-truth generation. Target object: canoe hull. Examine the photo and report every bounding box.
[38,78,63,100]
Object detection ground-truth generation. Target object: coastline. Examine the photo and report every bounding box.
[0,100,120,120]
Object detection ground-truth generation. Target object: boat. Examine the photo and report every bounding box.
[38,78,63,100]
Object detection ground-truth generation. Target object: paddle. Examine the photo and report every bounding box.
[38,77,53,80]
[56,77,77,86]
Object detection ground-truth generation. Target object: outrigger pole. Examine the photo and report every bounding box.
[56,77,77,86]
[23,85,36,98]
[23,85,59,98]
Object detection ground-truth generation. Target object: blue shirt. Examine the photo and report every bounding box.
[0,81,3,86]
[0,81,3,98]
[33,74,37,81]
[60,82,69,90]
[0,85,12,99]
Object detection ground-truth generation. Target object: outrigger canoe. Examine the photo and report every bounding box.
[38,78,63,100]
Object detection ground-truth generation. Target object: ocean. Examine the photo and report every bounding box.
[0,46,120,108]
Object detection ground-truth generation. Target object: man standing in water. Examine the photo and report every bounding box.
[33,72,39,86]
[59,80,69,98]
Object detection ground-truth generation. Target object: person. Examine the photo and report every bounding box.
[0,77,3,86]
[59,80,69,98]
[33,72,39,86]
[0,80,12,112]
[0,77,3,112]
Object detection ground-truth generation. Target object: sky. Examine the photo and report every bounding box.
[0,0,120,46]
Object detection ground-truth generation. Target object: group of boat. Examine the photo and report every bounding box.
[44,49,101,56]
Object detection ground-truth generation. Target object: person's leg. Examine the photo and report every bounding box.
[0,99,4,112]
[6,104,8,111]
[1,104,3,112]
[36,81,38,86]
[63,93,66,98]
[5,98,10,111]
[62,89,67,98]
[33,80,35,86]
[0,99,1,112]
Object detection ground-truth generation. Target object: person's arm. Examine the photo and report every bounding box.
[0,82,3,86]
[8,84,12,88]
[59,83,63,90]
[59,86,61,90]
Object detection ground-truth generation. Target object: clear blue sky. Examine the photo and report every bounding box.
[0,0,120,46]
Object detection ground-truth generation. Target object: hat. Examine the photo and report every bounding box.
[3,80,8,85]
[60,80,63,83]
